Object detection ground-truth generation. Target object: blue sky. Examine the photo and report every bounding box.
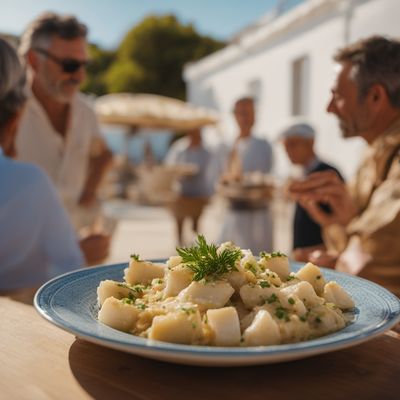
[0,0,301,49]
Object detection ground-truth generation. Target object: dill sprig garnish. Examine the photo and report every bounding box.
[176,235,242,281]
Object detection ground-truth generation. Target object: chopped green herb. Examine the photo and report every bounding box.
[260,251,287,259]
[275,307,290,321]
[176,235,241,281]
[244,262,257,275]
[191,323,197,329]
[300,315,307,322]
[266,293,278,304]
[135,302,147,310]
[259,280,271,288]
[130,254,142,262]
[122,297,134,305]
[286,275,296,281]
[315,316,322,323]
[180,307,196,315]
[288,297,295,305]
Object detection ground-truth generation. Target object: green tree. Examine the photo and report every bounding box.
[106,14,225,99]
[81,43,115,95]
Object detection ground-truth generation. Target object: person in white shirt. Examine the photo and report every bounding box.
[214,97,273,254]
[0,37,84,293]
[16,12,112,263]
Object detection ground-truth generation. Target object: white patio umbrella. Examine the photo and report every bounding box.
[94,93,218,131]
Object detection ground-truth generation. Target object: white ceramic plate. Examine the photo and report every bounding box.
[34,262,400,366]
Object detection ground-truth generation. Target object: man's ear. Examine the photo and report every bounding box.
[367,84,388,109]
[27,48,39,71]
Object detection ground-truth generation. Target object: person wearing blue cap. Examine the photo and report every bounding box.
[281,122,343,261]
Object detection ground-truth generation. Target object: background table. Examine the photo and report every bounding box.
[0,296,399,400]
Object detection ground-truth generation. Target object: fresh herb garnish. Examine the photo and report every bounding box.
[288,297,295,305]
[260,251,287,259]
[130,254,142,262]
[117,283,145,296]
[244,262,258,275]
[275,307,290,321]
[259,280,271,288]
[176,235,242,281]
[265,293,278,304]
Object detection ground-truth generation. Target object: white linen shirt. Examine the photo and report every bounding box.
[16,93,102,227]
[0,149,84,290]
[214,136,274,253]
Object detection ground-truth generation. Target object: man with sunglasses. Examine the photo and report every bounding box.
[16,12,112,265]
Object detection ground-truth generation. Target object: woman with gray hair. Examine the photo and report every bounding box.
[0,37,84,295]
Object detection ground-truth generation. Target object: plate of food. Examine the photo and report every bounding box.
[34,236,400,366]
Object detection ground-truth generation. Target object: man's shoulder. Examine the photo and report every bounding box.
[3,158,50,187]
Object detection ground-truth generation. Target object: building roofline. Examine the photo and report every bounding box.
[184,0,347,81]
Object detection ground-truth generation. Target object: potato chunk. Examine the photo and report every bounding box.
[295,262,325,295]
[258,254,290,279]
[308,305,346,336]
[178,281,234,311]
[98,297,140,332]
[163,264,193,298]
[124,259,165,285]
[278,315,310,343]
[239,284,278,309]
[242,309,281,346]
[149,307,202,344]
[206,307,241,346]
[280,281,324,308]
[323,281,355,309]
[97,280,133,307]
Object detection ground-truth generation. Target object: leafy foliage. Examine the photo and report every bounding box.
[81,43,115,95]
[82,14,225,98]
[177,235,242,281]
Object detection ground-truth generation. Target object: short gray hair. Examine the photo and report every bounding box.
[0,37,26,131]
[19,12,87,58]
[334,35,400,108]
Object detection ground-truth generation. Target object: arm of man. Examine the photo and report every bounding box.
[79,137,113,207]
[289,170,357,227]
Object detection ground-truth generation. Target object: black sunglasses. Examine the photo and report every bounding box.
[34,48,89,73]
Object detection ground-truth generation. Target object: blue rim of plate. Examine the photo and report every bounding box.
[34,261,400,360]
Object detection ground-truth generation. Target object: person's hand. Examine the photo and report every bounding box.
[79,144,113,207]
[292,244,326,262]
[289,170,357,227]
[308,249,338,268]
[79,233,111,266]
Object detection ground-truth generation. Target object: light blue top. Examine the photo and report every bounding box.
[212,136,273,180]
[165,137,214,197]
[0,148,84,290]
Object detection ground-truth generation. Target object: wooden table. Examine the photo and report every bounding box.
[0,296,399,400]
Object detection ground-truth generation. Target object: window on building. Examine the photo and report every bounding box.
[291,55,310,116]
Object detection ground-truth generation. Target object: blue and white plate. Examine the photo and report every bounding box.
[34,262,400,366]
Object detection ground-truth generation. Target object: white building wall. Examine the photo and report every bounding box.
[185,0,400,180]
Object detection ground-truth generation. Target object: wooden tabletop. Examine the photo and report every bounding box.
[0,295,399,400]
